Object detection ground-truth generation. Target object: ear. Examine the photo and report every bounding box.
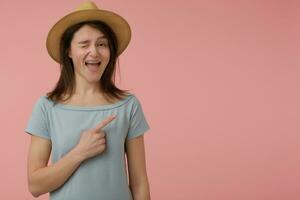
[68,49,72,58]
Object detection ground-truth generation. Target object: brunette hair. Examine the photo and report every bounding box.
[46,20,131,105]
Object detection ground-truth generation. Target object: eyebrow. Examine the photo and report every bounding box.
[78,36,108,44]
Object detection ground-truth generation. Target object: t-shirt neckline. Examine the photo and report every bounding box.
[45,94,134,111]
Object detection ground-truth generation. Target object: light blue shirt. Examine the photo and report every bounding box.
[25,93,150,200]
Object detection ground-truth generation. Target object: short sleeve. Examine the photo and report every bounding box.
[24,97,51,140]
[126,96,150,140]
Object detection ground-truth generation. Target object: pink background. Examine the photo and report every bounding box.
[1,0,299,199]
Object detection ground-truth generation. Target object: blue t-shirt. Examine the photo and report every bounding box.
[24,93,150,200]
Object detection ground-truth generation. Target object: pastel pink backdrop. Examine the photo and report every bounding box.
[0,0,299,199]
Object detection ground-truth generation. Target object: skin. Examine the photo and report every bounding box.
[27,25,151,199]
[68,24,110,98]
[125,136,151,200]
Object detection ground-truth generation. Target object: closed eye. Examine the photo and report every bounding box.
[79,43,107,48]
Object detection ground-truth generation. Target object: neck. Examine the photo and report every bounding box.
[72,76,104,98]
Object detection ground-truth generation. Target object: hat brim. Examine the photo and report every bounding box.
[46,9,131,63]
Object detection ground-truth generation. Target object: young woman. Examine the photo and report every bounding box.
[25,2,151,200]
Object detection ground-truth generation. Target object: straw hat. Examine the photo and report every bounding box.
[46,1,131,63]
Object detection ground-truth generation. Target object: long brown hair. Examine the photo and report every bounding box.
[46,20,131,105]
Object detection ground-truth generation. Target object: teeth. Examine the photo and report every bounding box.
[86,60,101,64]
[85,62,101,66]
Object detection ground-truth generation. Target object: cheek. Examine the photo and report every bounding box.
[102,49,110,61]
[72,51,86,64]
[73,57,83,67]
[71,57,85,71]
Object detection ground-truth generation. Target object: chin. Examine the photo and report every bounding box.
[81,73,97,81]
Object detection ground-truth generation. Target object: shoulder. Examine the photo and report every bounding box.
[125,93,148,117]
[34,95,55,111]
[113,93,144,116]
[125,92,142,106]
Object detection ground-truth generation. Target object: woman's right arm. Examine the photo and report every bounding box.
[27,135,85,198]
[27,115,115,197]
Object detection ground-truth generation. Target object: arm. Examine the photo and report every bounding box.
[27,135,85,197]
[27,115,116,197]
[125,135,151,200]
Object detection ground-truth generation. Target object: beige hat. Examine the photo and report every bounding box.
[46,1,131,63]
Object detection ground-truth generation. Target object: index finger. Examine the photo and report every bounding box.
[93,115,117,132]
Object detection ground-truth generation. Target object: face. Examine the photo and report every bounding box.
[68,24,110,83]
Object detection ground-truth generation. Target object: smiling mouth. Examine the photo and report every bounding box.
[85,61,101,72]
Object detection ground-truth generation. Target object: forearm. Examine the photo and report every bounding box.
[130,182,151,200]
[28,148,85,197]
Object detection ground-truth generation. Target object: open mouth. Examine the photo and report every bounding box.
[85,61,101,72]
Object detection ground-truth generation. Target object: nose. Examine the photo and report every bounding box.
[89,45,100,57]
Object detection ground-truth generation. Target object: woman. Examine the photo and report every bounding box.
[25,2,151,200]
